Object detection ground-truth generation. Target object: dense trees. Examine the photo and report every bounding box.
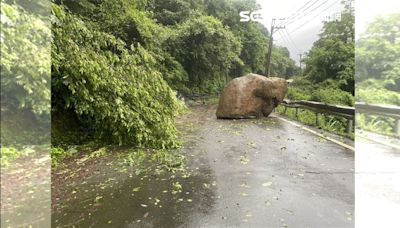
[48,0,299,146]
[355,13,400,135]
[1,1,51,148]
[52,4,184,147]
[304,3,354,94]
[150,0,205,25]
[286,2,355,107]
[167,15,241,93]
[2,0,321,148]
[1,2,50,117]
[57,0,297,93]
[201,0,297,77]
[356,13,400,105]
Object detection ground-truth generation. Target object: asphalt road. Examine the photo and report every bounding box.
[52,105,355,227]
[179,107,355,228]
[356,135,400,228]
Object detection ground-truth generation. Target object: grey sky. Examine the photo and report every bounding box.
[255,0,345,64]
[355,0,400,38]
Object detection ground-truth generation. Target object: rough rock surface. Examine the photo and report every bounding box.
[216,73,288,119]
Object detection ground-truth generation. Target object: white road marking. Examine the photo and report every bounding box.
[357,133,400,151]
[275,116,355,151]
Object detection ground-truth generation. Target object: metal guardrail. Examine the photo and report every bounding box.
[279,100,355,134]
[355,102,400,135]
[279,100,400,135]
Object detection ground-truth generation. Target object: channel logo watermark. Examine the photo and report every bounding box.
[239,11,263,22]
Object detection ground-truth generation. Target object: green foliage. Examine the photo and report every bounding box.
[154,50,189,92]
[270,46,298,78]
[276,106,351,137]
[51,0,344,149]
[120,149,147,167]
[172,181,183,194]
[356,80,400,106]
[167,15,242,92]
[201,0,298,77]
[118,148,186,175]
[282,75,354,137]
[52,5,184,147]
[304,4,354,94]
[0,2,50,116]
[150,149,186,172]
[236,23,268,75]
[60,0,191,93]
[356,13,400,98]
[94,0,162,49]
[286,88,312,101]
[1,146,37,167]
[58,0,297,96]
[310,88,354,106]
[287,77,354,106]
[357,114,397,137]
[1,1,51,149]
[51,147,68,167]
[150,0,205,25]
[1,147,20,167]
[356,82,399,136]
[356,13,400,135]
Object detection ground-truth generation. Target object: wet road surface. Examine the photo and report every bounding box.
[53,105,354,227]
[356,135,400,228]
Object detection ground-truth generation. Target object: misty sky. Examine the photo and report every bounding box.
[355,0,400,38]
[256,0,344,65]
[255,0,399,65]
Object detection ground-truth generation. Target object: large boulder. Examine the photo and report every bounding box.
[216,73,289,119]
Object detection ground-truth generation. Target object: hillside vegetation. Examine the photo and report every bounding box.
[50,0,299,148]
[355,13,400,135]
[1,0,359,165]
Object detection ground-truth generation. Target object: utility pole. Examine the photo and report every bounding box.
[298,52,303,75]
[266,18,285,76]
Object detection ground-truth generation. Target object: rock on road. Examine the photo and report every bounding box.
[179,105,354,228]
[52,104,355,227]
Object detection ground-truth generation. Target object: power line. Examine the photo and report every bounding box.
[284,29,301,53]
[277,0,317,26]
[292,0,331,23]
[266,18,285,76]
[286,0,340,35]
[276,29,290,47]
[276,29,300,54]
[281,0,332,27]
[278,0,321,26]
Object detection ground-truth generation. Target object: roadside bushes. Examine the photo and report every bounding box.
[280,76,354,136]
[286,77,354,106]
[310,88,354,106]
[51,5,184,147]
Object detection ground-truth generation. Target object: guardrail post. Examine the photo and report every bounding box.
[284,106,287,115]
[355,113,360,127]
[395,118,400,135]
[346,119,354,135]
[315,113,320,126]
[295,108,299,119]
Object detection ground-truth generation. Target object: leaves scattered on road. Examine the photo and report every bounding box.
[239,155,250,165]
[262,181,273,187]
